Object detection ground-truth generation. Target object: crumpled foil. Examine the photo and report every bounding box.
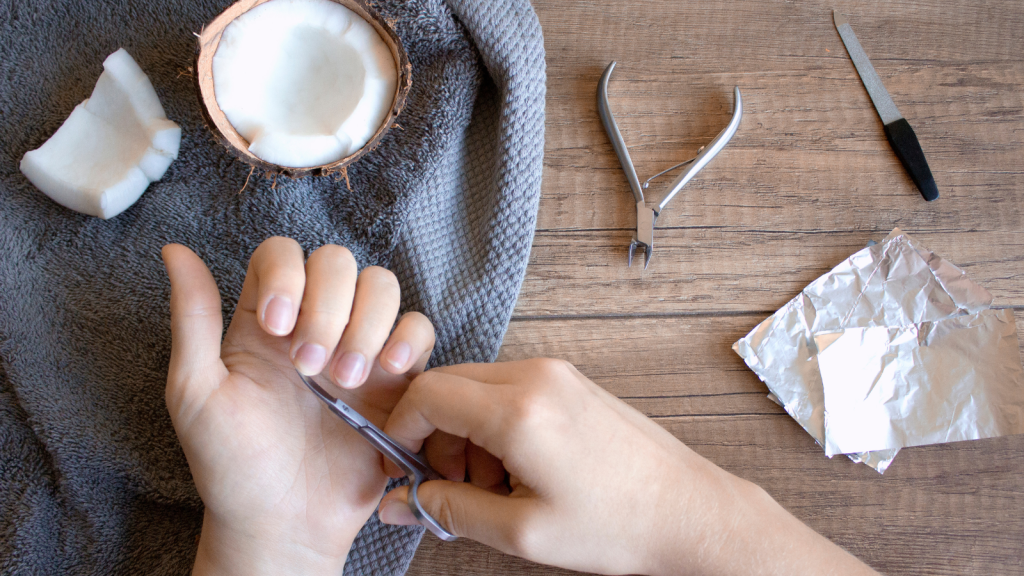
[733,229,1024,473]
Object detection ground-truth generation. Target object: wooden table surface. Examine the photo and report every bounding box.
[408,0,1024,574]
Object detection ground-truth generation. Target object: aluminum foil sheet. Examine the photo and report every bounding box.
[733,229,1024,473]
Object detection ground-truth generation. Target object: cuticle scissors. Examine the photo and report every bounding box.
[296,371,457,542]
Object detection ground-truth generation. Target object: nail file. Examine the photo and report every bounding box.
[833,10,939,201]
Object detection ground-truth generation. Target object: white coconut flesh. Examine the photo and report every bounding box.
[19,49,181,220]
[212,0,398,168]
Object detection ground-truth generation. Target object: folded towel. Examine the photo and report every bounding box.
[0,0,546,573]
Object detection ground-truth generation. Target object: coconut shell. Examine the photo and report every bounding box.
[194,0,412,178]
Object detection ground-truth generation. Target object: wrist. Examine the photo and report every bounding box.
[641,456,780,576]
[644,457,877,576]
[192,509,354,576]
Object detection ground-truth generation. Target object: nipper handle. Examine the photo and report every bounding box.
[597,61,644,205]
[657,86,743,213]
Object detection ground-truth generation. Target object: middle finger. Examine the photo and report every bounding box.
[329,266,402,388]
[289,244,358,375]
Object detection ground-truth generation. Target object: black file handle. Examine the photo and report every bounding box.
[883,118,938,201]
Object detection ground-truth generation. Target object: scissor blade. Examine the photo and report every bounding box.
[297,372,443,482]
[296,372,455,541]
[299,372,371,428]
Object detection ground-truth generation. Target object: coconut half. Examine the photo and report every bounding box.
[19,49,181,219]
[196,0,411,176]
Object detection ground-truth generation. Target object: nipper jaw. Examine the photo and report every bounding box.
[630,202,656,268]
[597,61,742,270]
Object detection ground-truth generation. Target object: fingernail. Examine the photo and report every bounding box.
[333,352,366,388]
[379,500,419,526]
[263,296,293,335]
[292,343,327,375]
[385,342,412,369]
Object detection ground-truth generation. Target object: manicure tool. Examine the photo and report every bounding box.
[597,61,742,269]
[296,371,457,542]
[833,10,938,201]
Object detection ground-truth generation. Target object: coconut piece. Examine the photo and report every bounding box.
[195,0,412,177]
[19,48,180,219]
[211,0,396,168]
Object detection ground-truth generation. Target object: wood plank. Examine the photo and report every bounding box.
[516,229,1024,316]
[407,315,1024,575]
[537,1,1024,232]
[513,0,1024,319]
[541,63,1024,232]
[498,315,768,402]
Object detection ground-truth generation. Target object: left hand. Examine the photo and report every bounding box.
[376,360,880,576]
[161,237,435,576]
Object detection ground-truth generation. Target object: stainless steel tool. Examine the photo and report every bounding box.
[597,61,742,269]
[833,10,938,201]
[297,371,457,542]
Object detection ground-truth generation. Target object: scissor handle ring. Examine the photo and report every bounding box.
[408,474,458,542]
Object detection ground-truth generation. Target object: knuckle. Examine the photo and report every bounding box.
[260,235,302,255]
[504,509,545,558]
[310,244,357,272]
[400,310,430,326]
[164,378,199,430]
[164,380,184,416]
[408,370,440,396]
[506,386,552,434]
[399,311,436,339]
[299,304,351,331]
[432,490,461,535]
[529,357,576,381]
[251,237,304,282]
[360,266,400,295]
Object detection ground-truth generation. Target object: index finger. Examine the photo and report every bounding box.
[236,237,306,336]
[383,371,509,460]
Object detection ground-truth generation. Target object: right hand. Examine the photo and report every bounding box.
[377,359,879,576]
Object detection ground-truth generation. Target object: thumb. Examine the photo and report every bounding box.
[379,481,536,553]
[161,244,228,420]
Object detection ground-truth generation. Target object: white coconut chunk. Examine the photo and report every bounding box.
[137,149,176,183]
[19,49,180,219]
[212,0,398,168]
[95,48,167,125]
[148,118,182,158]
[249,132,349,168]
[336,77,393,149]
[21,104,152,218]
[137,119,181,181]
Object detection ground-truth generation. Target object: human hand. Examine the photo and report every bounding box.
[161,238,434,576]
[376,359,879,576]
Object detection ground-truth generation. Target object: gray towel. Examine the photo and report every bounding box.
[0,0,545,573]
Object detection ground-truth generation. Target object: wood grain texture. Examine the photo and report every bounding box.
[407,0,1024,574]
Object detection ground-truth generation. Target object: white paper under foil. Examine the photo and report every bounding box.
[733,229,1024,473]
[818,309,1024,456]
